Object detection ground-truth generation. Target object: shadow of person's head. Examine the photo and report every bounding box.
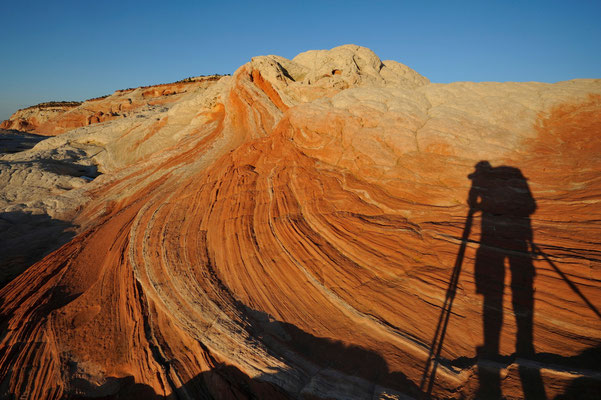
[468,160,493,180]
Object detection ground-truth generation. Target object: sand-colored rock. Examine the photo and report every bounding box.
[0,102,81,132]
[0,45,600,399]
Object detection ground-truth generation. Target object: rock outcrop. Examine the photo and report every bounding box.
[0,45,600,399]
[0,76,225,136]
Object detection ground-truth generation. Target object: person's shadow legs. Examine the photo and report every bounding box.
[476,246,505,399]
[511,251,546,399]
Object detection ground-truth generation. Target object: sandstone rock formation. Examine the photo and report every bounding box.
[0,45,600,399]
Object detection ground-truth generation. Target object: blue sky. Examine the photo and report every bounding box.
[1,0,600,120]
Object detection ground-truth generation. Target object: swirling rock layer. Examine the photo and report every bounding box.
[1,45,600,399]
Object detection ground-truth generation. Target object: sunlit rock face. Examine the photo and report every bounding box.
[0,45,600,399]
[0,76,223,135]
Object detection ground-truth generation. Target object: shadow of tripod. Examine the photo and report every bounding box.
[418,209,474,397]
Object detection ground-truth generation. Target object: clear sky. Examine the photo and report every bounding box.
[1,0,600,120]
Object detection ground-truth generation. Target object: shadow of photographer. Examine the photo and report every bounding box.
[468,161,545,399]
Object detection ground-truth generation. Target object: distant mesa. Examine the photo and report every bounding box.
[0,45,600,399]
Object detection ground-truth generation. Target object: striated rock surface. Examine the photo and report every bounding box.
[0,45,600,399]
